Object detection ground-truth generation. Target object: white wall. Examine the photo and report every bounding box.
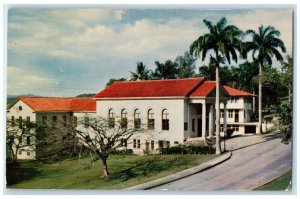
[7,100,36,122]
[97,98,185,154]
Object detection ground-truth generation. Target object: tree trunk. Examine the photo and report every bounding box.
[252,90,256,113]
[101,157,109,178]
[258,63,262,134]
[215,65,221,154]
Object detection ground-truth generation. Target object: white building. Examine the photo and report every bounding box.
[6,97,96,159]
[94,78,257,154]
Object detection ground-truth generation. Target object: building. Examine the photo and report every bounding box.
[6,97,96,159]
[94,78,257,154]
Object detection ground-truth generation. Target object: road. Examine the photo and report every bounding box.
[150,132,292,191]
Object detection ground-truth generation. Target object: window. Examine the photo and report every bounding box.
[184,122,188,130]
[42,116,47,126]
[108,109,115,128]
[18,150,22,155]
[133,139,137,148]
[26,116,30,126]
[220,124,224,132]
[147,109,155,130]
[235,110,239,122]
[19,106,22,111]
[26,136,31,145]
[11,116,15,127]
[121,109,128,129]
[151,140,154,150]
[158,140,170,148]
[19,116,22,128]
[228,110,233,118]
[84,117,89,128]
[27,151,30,156]
[52,116,57,126]
[134,109,141,129]
[162,109,169,130]
[62,115,67,126]
[120,138,127,147]
[220,110,224,118]
[73,116,77,127]
[137,140,141,149]
[192,119,195,131]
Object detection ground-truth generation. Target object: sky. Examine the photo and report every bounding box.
[6,8,293,97]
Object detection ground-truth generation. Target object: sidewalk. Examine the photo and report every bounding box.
[124,152,232,190]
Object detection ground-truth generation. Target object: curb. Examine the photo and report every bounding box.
[124,151,232,190]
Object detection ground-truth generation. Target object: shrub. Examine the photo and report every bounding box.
[111,149,133,155]
[158,144,214,155]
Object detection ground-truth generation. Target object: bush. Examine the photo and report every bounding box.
[111,149,133,155]
[158,144,214,155]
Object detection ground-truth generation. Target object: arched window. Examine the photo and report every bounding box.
[162,109,169,130]
[121,109,128,128]
[134,109,141,129]
[108,109,115,128]
[147,109,155,130]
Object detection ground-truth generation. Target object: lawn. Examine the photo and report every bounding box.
[255,170,292,191]
[6,154,218,190]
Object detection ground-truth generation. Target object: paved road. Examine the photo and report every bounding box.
[150,132,292,191]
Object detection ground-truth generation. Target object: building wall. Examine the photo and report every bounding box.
[97,98,185,154]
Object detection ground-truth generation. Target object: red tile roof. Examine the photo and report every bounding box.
[190,81,256,97]
[18,97,96,112]
[95,78,205,98]
[223,86,256,97]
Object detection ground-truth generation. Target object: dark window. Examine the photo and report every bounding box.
[62,115,67,126]
[133,139,137,148]
[151,140,154,150]
[52,116,57,126]
[26,136,30,145]
[192,119,195,131]
[73,116,77,127]
[235,110,239,122]
[27,151,30,156]
[19,116,22,128]
[84,117,89,128]
[121,139,127,147]
[26,116,30,126]
[137,140,141,149]
[11,116,15,127]
[42,116,47,126]
[158,140,164,148]
[121,109,128,129]
[162,109,169,130]
[147,109,155,130]
[184,122,188,130]
[18,150,22,155]
[134,109,141,129]
[108,109,115,128]
[19,106,22,111]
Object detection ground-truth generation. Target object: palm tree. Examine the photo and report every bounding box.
[190,17,243,154]
[244,25,286,134]
[130,62,151,81]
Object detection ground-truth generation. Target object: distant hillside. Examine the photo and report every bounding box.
[7,94,41,106]
[75,93,96,98]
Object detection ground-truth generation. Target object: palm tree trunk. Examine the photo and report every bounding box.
[258,63,262,134]
[215,65,221,154]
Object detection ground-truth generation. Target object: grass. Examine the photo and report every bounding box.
[255,170,292,191]
[6,154,219,190]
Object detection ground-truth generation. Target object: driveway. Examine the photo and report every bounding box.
[150,131,292,191]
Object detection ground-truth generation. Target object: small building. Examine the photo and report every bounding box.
[6,97,96,159]
[94,77,257,154]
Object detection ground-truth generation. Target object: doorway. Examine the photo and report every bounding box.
[197,118,202,137]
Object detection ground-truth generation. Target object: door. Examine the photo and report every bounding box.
[145,141,150,154]
[197,118,202,137]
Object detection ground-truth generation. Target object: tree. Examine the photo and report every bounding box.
[281,56,292,102]
[130,62,151,81]
[244,25,286,134]
[277,102,292,144]
[175,51,196,78]
[48,115,144,178]
[105,78,127,87]
[152,60,178,79]
[6,118,36,161]
[190,17,243,154]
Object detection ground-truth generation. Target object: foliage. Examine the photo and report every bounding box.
[174,51,197,78]
[152,60,179,79]
[158,144,214,155]
[106,78,127,87]
[6,119,36,161]
[277,102,292,144]
[130,62,151,80]
[255,170,292,191]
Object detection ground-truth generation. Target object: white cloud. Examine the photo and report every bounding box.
[7,66,58,95]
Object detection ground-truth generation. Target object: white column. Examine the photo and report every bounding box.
[187,103,190,139]
[224,103,228,137]
[202,102,206,138]
[209,103,213,138]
